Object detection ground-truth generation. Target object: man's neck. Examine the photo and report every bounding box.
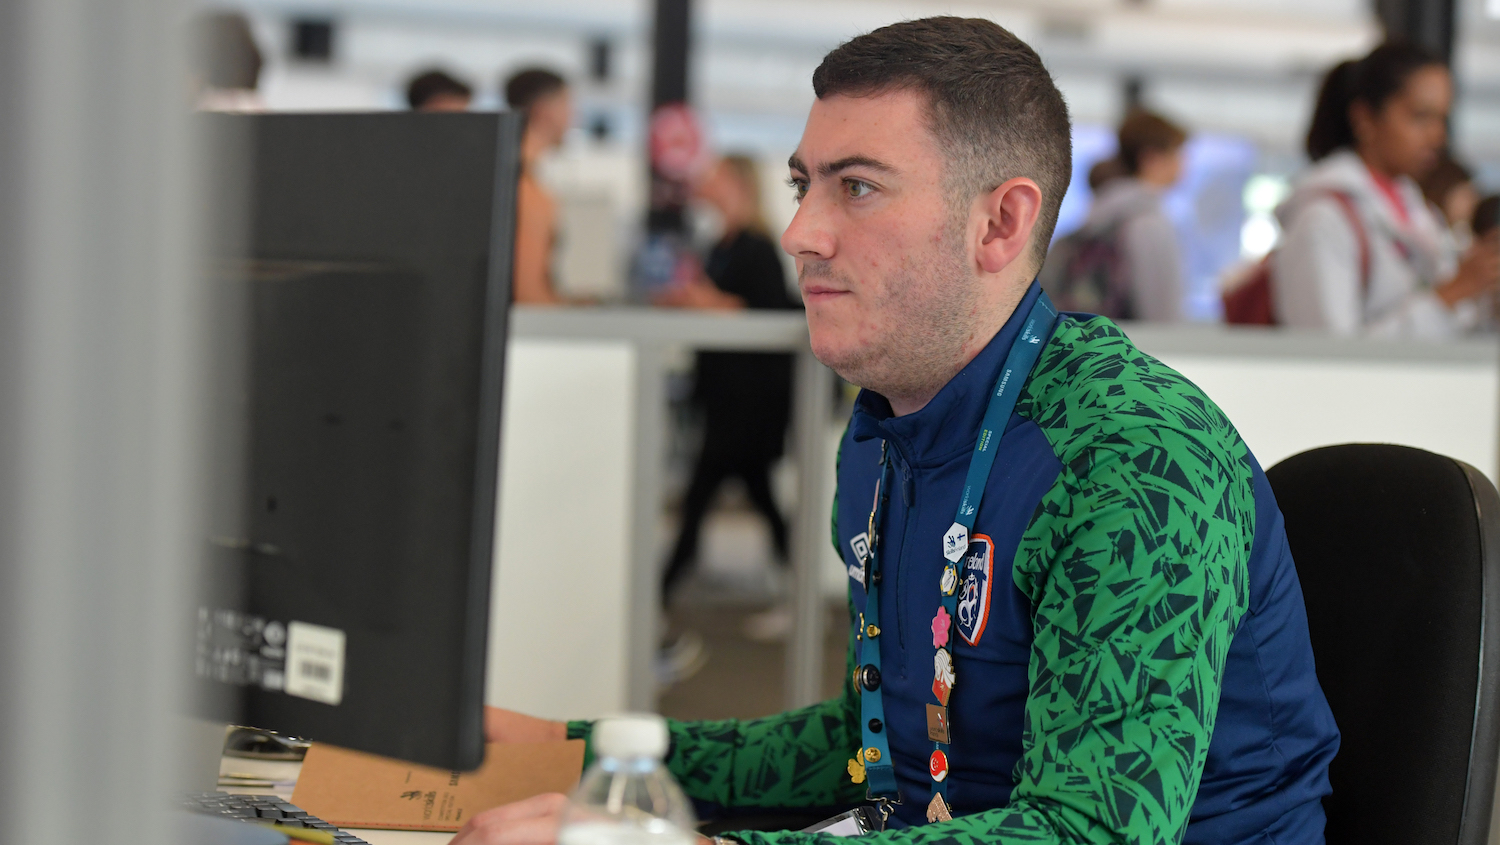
[885,282,1028,417]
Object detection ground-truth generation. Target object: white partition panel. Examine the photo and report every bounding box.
[1160,355,1500,484]
[486,339,636,719]
[1127,326,1500,486]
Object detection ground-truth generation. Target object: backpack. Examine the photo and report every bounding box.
[1222,190,1370,325]
[1039,222,1133,320]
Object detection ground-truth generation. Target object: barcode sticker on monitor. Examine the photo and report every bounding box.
[285,621,346,706]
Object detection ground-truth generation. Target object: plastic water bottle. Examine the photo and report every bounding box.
[558,714,698,845]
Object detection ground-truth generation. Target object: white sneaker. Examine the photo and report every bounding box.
[742,605,794,643]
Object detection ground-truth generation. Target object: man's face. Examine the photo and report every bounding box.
[783,90,979,400]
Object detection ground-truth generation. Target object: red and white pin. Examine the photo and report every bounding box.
[932,648,955,706]
[929,749,949,782]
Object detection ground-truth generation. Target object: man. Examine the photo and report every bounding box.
[406,68,473,112]
[505,67,572,304]
[467,17,1338,845]
[1041,109,1189,322]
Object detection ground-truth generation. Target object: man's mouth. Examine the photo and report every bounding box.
[801,283,850,301]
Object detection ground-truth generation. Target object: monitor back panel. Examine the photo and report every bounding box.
[196,112,520,770]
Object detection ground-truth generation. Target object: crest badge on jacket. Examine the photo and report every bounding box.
[956,534,993,646]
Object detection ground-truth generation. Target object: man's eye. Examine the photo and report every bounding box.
[788,178,808,203]
[845,179,874,199]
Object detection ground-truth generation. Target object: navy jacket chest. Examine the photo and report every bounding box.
[835,415,1062,818]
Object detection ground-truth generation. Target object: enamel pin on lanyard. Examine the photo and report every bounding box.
[850,292,1059,825]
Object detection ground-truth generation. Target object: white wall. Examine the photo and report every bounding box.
[1161,354,1500,484]
[486,339,636,719]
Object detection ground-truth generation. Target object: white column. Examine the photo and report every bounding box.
[0,1,200,843]
[786,346,835,708]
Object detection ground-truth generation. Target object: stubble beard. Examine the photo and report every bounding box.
[803,225,979,407]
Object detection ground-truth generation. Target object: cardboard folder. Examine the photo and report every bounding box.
[291,740,585,832]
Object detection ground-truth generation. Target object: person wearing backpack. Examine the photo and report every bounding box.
[1270,43,1500,337]
[1040,109,1188,322]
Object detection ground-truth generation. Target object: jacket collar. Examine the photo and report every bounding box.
[849,281,1043,468]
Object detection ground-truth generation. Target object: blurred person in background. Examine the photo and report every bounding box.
[1274,44,1500,336]
[505,67,573,304]
[1419,154,1490,327]
[1477,195,1500,243]
[1087,155,1127,193]
[1473,194,1500,329]
[190,11,265,112]
[656,155,802,649]
[406,68,473,113]
[1039,110,1188,322]
[1419,153,1480,250]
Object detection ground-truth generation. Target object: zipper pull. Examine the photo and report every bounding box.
[900,460,914,507]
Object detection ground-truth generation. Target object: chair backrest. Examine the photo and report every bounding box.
[1267,444,1500,845]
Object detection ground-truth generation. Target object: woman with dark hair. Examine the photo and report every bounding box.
[1274,43,1499,336]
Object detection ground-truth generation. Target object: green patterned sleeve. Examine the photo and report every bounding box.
[663,596,865,810]
[573,429,863,815]
[566,598,865,811]
[733,425,1252,845]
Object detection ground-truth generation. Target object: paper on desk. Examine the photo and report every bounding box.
[291,740,585,832]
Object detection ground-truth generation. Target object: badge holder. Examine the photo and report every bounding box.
[803,804,888,837]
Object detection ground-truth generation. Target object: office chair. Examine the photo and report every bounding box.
[1267,444,1500,845]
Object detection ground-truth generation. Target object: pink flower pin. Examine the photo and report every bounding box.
[932,606,951,648]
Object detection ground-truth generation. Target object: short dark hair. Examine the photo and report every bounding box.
[504,68,567,112]
[812,17,1072,270]
[1117,109,1187,174]
[191,11,263,91]
[1305,42,1445,162]
[406,69,472,110]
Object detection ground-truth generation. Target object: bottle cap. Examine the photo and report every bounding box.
[594,713,669,759]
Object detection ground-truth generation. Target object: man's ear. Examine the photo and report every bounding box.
[974,177,1043,276]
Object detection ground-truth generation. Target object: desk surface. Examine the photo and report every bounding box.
[219,756,451,845]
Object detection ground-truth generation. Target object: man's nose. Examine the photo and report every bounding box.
[781,196,835,261]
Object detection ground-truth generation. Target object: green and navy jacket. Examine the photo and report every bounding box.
[571,282,1340,844]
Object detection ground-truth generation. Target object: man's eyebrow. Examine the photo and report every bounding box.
[818,155,896,179]
[786,154,896,179]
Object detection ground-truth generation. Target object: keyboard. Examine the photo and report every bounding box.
[179,792,371,844]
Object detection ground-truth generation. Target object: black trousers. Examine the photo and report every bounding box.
[661,427,790,605]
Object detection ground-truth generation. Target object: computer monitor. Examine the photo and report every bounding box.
[192,112,521,771]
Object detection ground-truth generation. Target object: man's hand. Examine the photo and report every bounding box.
[451,793,569,845]
[484,706,567,744]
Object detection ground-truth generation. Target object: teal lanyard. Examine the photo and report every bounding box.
[855,293,1058,815]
